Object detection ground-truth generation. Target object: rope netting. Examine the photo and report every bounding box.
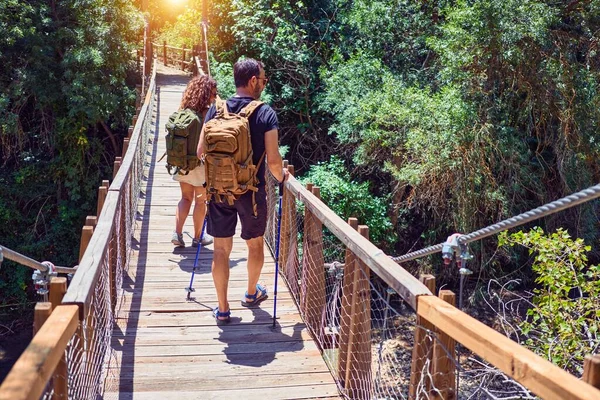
[32,71,156,400]
[264,171,540,400]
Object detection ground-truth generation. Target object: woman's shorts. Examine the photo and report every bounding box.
[172,165,205,187]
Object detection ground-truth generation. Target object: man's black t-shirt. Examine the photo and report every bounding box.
[204,96,278,186]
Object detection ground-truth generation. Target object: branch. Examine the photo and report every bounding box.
[99,121,119,155]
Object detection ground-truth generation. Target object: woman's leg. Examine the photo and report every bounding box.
[175,182,195,234]
[192,186,207,239]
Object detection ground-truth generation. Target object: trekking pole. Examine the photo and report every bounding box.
[272,182,284,328]
[186,214,209,300]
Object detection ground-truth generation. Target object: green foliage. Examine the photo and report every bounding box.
[157,7,204,49]
[299,156,395,249]
[208,58,236,99]
[499,228,600,372]
[0,0,143,310]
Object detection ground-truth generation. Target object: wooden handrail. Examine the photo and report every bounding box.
[418,295,600,400]
[63,59,157,319]
[194,56,205,76]
[152,42,186,51]
[285,176,431,310]
[0,305,79,400]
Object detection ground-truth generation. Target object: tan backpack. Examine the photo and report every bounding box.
[203,98,265,215]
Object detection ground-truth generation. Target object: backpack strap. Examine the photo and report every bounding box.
[215,97,229,117]
[239,101,263,118]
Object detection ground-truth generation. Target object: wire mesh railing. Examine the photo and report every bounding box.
[264,166,600,400]
[0,61,157,400]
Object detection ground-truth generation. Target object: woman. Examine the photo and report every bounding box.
[171,75,217,247]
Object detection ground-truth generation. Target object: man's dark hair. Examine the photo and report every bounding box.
[234,58,264,88]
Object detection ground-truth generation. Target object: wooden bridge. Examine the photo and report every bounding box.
[1,57,600,400]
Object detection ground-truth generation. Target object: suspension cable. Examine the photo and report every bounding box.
[391,182,600,264]
[0,245,77,274]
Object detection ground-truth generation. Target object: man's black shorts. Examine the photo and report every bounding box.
[207,186,267,240]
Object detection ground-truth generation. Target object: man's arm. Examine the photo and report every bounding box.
[265,129,289,183]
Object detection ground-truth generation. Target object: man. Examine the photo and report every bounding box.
[197,58,289,322]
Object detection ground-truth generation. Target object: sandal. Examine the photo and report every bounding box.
[213,307,231,324]
[241,284,268,308]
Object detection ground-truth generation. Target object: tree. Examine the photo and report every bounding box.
[0,0,143,309]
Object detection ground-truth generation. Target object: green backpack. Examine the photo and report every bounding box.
[162,109,202,175]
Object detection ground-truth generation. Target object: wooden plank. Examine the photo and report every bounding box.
[118,340,317,357]
[286,177,430,310]
[108,385,340,400]
[0,305,79,400]
[112,324,313,345]
[418,295,600,400]
[111,371,337,392]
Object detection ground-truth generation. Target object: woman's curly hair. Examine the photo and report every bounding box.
[180,75,217,114]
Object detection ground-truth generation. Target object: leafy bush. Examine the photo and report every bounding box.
[299,156,396,250]
[499,227,600,373]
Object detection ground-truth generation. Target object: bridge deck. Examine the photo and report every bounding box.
[107,66,340,399]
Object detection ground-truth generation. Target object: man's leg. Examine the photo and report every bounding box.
[212,236,233,317]
[245,236,264,301]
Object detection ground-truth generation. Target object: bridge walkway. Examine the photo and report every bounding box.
[106,65,340,399]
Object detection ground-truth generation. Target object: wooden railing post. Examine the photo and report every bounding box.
[431,290,457,399]
[345,225,372,400]
[79,225,94,263]
[303,186,326,342]
[279,164,293,273]
[338,217,359,388]
[86,216,97,229]
[113,157,122,180]
[49,277,67,311]
[97,185,108,219]
[409,275,436,400]
[49,277,68,400]
[33,302,52,335]
[114,195,127,312]
[122,138,130,158]
[163,40,167,65]
[584,354,600,389]
[281,165,299,298]
[182,47,186,70]
[300,182,313,313]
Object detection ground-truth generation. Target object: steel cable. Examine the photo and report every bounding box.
[392,183,600,264]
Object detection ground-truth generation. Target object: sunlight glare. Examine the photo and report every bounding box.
[167,0,186,5]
